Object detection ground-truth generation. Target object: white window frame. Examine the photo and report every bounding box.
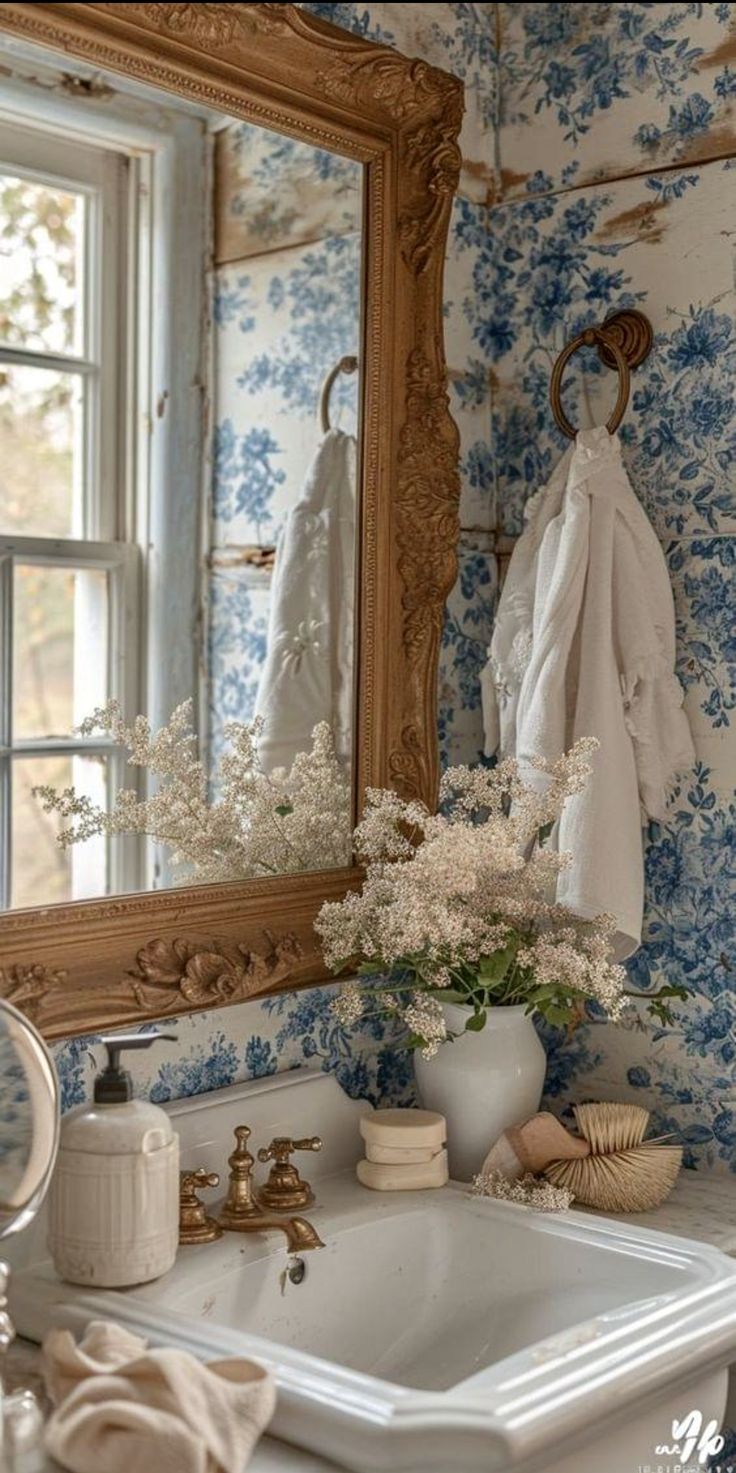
[0,119,140,906]
[0,120,125,540]
[0,539,140,907]
[0,54,209,905]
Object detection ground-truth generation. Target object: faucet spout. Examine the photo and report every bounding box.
[215,1125,324,1250]
[226,1212,324,1252]
[282,1215,324,1253]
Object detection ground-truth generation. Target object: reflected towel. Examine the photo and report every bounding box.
[255,427,356,772]
[42,1320,276,1473]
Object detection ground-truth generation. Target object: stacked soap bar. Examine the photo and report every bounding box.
[356,1108,448,1191]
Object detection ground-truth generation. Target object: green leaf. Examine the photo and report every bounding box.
[464,1009,487,1033]
[274,803,293,817]
[477,945,517,983]
[535,997,575,1028]
[538,821,554,845]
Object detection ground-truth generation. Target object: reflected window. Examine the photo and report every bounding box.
[0,121,137,906]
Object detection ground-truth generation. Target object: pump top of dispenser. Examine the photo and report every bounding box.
[60,1031,178,1154]
[94,1032,177,1104]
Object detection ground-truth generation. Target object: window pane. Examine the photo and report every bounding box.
[0,365,84,536]
[13,563,108,740]
[0,173,84,354]
[11,753,108,908]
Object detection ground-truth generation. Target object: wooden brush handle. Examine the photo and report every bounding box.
[508,1113,591,1174]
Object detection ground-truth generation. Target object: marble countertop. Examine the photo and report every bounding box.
[582,1170,736,1255]
[6,1170,736,1473]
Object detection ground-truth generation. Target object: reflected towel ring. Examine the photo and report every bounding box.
[319,354,358,433]
[549,308,653,441]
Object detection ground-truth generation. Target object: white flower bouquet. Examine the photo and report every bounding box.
[317,740,685,1059]
[33,702,351,883]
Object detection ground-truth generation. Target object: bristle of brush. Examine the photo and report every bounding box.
[545,1142,682,1213]
[574,1102,650,1155]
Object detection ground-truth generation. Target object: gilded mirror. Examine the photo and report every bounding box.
[0,2,462,1039]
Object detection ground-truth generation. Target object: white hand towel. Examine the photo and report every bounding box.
[255,427,356,772]
[482,427,694,958]
[42,1320,276,1473]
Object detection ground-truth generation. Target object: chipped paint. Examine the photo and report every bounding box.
[595,197,670,247]
[499,166,532,198]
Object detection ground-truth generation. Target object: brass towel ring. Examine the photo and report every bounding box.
[550,326,629,440]
[549,308,653,440]
[319,354,358,433]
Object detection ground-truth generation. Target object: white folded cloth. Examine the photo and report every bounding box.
[481,427,694,958]
[42,1320,276,1473]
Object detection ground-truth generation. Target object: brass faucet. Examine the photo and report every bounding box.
[217,1126,324,1251]
[179,1168,223,1245]
[257,1134,322,1210]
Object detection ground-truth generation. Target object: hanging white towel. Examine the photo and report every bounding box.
[255,428,356,772]
[481,426,694,959]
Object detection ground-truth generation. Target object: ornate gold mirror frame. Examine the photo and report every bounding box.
[0,1,462,1040]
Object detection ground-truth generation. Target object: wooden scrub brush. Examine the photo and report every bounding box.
[543,1102,682,1213]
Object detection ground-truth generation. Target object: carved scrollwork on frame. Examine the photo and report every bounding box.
[399,121,463,275]
[315,52,458,124]
[138,2,290,46]
[391,348,461,801]
[397,349,461,660]
[314,44,463,275]
[0,964,69,1024]
[0,1,463,1038]
[0,932,305,1034]
[128,933,304,1011]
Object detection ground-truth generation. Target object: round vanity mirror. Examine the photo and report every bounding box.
[0,999,59,1240]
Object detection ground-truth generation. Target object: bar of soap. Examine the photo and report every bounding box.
[356,1150,449,1192]
[360,1108,446,1153]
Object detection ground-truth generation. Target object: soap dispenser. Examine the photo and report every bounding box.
[48,1032,179,1288]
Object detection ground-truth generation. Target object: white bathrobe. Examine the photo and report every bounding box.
[255,428,355,773]
[481,426,694,959]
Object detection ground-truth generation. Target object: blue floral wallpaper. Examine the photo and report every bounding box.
[490,2,736,1174]
[53,6,736,1185]
[52,981,415,1115]
[497,4,736,194]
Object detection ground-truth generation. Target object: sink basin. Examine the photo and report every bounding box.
[12,1071,736,1473]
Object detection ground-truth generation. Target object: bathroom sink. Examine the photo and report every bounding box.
[12,1071,736,1473]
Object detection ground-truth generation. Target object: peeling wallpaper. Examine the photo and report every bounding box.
[53,5,736,1179]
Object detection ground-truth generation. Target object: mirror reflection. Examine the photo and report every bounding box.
[0,35,363,908]
[0,998,59,1236]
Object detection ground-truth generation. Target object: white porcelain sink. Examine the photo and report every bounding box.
[12,1071,736,1473]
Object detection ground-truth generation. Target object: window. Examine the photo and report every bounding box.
[0,119,140,908]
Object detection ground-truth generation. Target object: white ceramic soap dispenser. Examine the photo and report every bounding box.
[48,1031,179,1287]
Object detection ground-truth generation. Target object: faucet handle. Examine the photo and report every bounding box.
[258,1136,322,1164]
[229,1124,255,1170]
[179,1168,223,1245]
[217,1124,262,1230]
[257,1135,322,1211]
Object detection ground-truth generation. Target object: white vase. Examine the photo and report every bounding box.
[413,1003,547,1181]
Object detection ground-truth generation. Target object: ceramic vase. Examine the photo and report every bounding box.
[413,1002,547,1181]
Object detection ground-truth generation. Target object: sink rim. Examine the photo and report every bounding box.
[12,1071,736,1473]
[13,1177,736,1471]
